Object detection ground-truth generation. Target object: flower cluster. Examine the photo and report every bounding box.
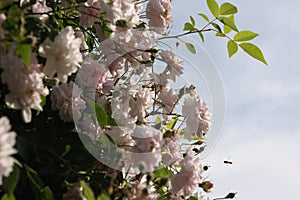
[0,0,220,199]
[0,48,49,123]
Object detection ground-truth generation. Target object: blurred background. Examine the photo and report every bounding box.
[172,0,300,199]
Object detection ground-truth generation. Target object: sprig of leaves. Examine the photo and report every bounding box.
[181,0,267,65]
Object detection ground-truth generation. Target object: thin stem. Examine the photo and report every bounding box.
[158,18,217,40]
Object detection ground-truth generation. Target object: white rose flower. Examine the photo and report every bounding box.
[0,117,17,186]
[39,26,83,83]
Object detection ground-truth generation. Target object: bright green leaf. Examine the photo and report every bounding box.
[206,0,219,17]
[16,44,31,68]
[80,181,95,200]
[190,16,195,26]
[219,15,238,32]
[155,115,161,124]
[234,30,259,42]
[154,167,173,179]
[227,40,238,58]
[220,2,238,15]
[224,25,232,34]
[198,13,209,22]
[3,165,20,194]
[165,117,178,130]
[185,43,196,54]
[183,22,194,31]
[239,42,268,65]
[216,32,225,37]
[1,193,15,200]
[198,32,205,42]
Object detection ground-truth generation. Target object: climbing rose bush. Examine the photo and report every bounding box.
[0,0,266,199]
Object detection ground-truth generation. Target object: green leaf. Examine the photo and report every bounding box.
[212,23,222,33]
[3,165,20,194]
[215,32,225,37]
[227,40,238,58]
[165,117,178,130]
[16,44,31,68]
[188,197,198,200]
[219,15,238,32]
[198,13,209,22]
[239,43,268,65]
[206,0,219,17]
[234,30,259,42]
[155,115,161,124]
[154,167,173,179]
[1,193,15,200]
[87,99,108,128]
[95,103,108,128]
[80,181,95,200]
[41,94,47,107]
[40,187,54,200]
[198,32,205,42]
[190,16,195,26]
[25,165,44,190]
[220,2,238,15]
[185,43,196,54]
[183,22,194,31]
[223,25,232,34]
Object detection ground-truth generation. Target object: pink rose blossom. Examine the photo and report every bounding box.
[79,0,101,27]
[133,125,163,153]
[110,29,158,51]
[158,88,177,119]
[162,137,182,165]
[51,82,86,122]
[32,0,52,22]
[171,150,203,196]
[74,29,89,58]
[150,72,169,88]
[0,48,49,123]
[129,87,154,122]
[78,58,113,94]
[146,0,173,33]
[159,50,183,82]
[111,84,138,129]
[182,96,212,137]
[104,126,134,147]
[100,0,140,32]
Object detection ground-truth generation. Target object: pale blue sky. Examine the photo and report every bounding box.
[172,0,300,199]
